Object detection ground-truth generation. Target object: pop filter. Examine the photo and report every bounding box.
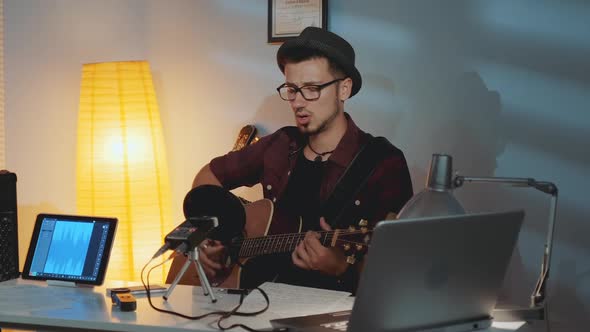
[182,185,245,243]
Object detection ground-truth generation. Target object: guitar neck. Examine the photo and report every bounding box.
[237,231,336,258]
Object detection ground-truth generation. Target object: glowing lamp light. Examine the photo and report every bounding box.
[76,61,173,282]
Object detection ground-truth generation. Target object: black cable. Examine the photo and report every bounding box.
[141,254,229,319]
[140,253,276,331]
[216,288,272,331]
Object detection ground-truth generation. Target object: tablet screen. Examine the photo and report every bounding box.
[22,214,117,285]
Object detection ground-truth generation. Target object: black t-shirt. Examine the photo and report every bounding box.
[278,151,325,231]
[274,152,347,290]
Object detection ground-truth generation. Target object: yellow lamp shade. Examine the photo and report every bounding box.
[76,61,172,282]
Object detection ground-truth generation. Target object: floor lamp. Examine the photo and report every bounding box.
[76,61,173,282]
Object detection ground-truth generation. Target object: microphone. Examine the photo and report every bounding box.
[152,216,218,259]
[152,185,246,259]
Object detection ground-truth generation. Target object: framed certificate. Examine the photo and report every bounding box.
[268,0,328,43]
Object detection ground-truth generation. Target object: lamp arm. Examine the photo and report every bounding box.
[454,176,557,195]
[452,175,558,308]
[531,193,558,307]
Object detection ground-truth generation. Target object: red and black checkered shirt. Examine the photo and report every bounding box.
[210,113,413,232]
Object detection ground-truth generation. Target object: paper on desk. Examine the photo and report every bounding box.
[491,321,526,330]
[220,282,354,330]
[246,282,353,317]
[0,284,75,313]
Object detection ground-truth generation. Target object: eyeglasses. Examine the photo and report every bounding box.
[276,78,345,101]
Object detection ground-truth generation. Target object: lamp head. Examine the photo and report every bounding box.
[397,154,465,219]
[426,154,455,191]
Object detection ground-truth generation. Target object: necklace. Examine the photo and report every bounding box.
[308,143,335,162]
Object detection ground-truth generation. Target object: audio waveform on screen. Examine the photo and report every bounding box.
[43,221,93,275]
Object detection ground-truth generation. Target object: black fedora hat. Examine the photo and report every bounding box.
[277,27,362,97]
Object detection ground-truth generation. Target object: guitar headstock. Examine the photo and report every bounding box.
[232,125,259,152]
[333,219,372,265]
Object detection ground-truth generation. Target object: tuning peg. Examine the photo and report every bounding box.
[348,225,356,231]
[358,219,368,227]
[343,243,351,251]
[355,244,364,251]
[346,255,356,265]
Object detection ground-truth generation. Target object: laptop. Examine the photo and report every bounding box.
[270,210,524,332]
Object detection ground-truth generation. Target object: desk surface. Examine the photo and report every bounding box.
[0,279,252,332]
[0,279,527,332]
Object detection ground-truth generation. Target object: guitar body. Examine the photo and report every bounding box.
[166,199,293,288]
[219,199,280,289]
[234,200,303,289]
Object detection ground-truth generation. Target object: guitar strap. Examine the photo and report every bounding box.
[321,136,390,229]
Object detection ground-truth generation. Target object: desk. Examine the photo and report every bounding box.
[0,279,527,332]
[0,279,251,332]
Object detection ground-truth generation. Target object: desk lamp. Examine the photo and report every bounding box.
[398,154,557,322]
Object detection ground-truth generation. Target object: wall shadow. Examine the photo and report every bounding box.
[328,1,590,327]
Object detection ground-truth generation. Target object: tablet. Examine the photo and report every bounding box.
[22,213,117,286]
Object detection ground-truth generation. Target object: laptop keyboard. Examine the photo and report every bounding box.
[320,320,349,331]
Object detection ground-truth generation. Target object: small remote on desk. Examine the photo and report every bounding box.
[110,289,137,312]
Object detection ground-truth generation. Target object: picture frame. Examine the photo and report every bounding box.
[268,0,328,43]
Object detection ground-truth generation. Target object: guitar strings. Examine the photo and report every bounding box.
[235,229,371,256]
[236,230,370,242]
[233,229,370,246]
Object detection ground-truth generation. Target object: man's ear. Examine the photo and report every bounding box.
[339,77,353,101]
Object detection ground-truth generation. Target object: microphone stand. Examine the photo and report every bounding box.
[453,176,558,321]
[163,246,217,303]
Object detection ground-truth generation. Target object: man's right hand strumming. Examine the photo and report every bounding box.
[198,239,231,284]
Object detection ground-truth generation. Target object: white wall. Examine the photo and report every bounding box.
[5,0,148,272]
[5,1,589,330]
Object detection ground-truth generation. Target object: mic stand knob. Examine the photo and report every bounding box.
[163,247,217,303]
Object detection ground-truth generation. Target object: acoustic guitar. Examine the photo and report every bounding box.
[166,197,371,288]
[165,124,371,288]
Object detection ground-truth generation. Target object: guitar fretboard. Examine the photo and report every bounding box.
[234,230,367,258]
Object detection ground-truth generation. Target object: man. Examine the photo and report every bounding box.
[170,27,413,292]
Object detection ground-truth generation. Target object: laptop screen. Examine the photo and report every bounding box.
[22,214,117,285]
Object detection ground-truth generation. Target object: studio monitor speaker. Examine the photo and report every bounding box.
[0,172,19,281]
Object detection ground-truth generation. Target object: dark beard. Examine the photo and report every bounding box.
[299,96,341,136]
